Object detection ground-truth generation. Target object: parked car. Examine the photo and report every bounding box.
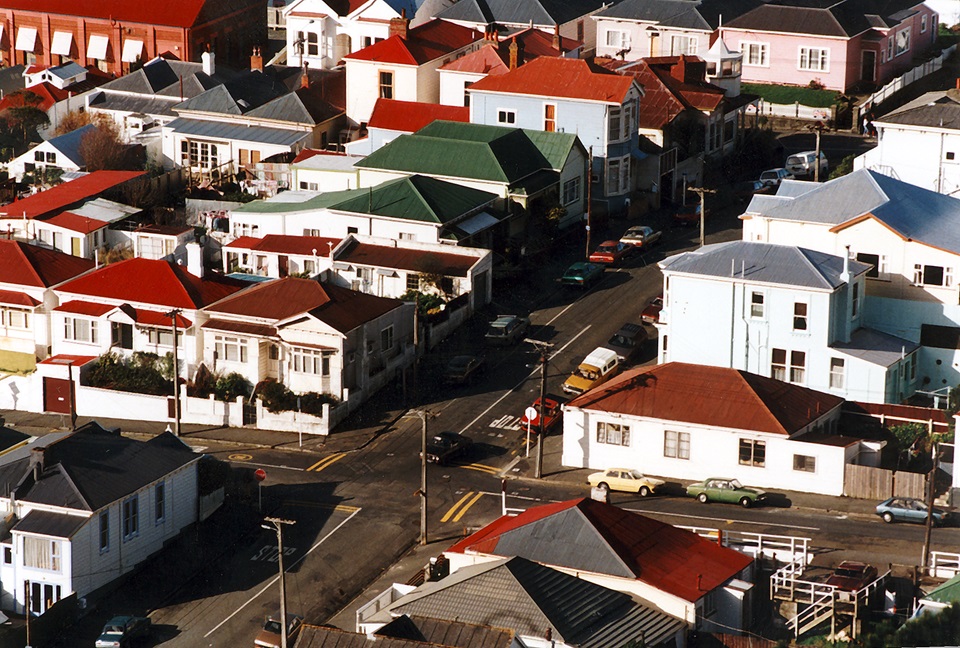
[672,202,706,226]
[620,225,662,249]
[876,496,947,526]
[759,167,795,187]
[423,431,473,464]
[785,150,828,178]
[589,240,633,266]
[518,396,563,434]
[588,468,665,496]
[444,355,485,385]
[562,347,620,396]
[603,322,647,363]
[96,616,151,648]
[485,315,530,346]
[255,613,304,648]
[826,561,878,593]
[686,477,766,508]
[733,179,771,203]
[641,295,664,324]
[560,261,605,287]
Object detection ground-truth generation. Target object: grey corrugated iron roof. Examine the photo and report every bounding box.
[166,118,310,147]
[88,91,183,118]
[726,0,921,37]
[436,0,611,26]
[878,89,960,129]
[375,615,516,647]
[13,510,87,539]
[380,557,683,648]
[660,240,870,289]
[49,61,87,80]
[831,327,918,367]
[597,0,760,29]
[747,169,960,254]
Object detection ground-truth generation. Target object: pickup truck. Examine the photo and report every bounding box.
[95,615,151,648]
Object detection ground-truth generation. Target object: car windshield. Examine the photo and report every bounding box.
[730,479,743,489]
[104,625,124,634]
[836,567,862,577]
[609,334,629,346]
[628,469,644,478]
[598,245,617,253]
[577,368,598,380]
[264,620,282,633]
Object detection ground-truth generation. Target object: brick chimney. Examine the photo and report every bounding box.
[301,62,310,88]
[389,9,409,39]
[671,55,687,82]
[509,37,518,70]
[485,26,499,49]
[251,46,263,72]
[553,24,561,52]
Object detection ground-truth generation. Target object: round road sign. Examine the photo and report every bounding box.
[254,468,267,482]
[524,406,538,422]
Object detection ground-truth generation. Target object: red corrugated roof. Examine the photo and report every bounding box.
[469,57,636,104]
[440,31,579,74]
[1,171,146,220]
[447,498,754,603]
[336,240,477,277]
[345,20,482,65]
[38,354,96,366]
[0,289,40,307]
[368,99,469,132]
[54,300,115,316]
[2,0,208,29]
[201,318,278,338]
[55,258,247,310]
[568,363,845,435]
[0,240,94,288]
[223,234,342,256]
[132,308,192,328]
[45,212,108,234]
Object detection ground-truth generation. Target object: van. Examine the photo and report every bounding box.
[784,150,828,178]
[562,347,620,396]
[603,322,647,363]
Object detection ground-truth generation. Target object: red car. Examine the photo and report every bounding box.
[519,396,563,434]
[589,240,632,266]
[641,295,664,324]
[826,561,878,594]
[672,202,707,226]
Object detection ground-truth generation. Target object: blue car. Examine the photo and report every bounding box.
[560,262,604,288]
[876,497,947,526]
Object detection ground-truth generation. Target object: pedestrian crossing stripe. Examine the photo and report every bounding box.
[307,452,345,472]
[489,415,522,431]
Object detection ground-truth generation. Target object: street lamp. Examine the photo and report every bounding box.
[262,517,296,648]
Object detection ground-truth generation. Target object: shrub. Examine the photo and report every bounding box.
[86,352,172,396]
[215,372,252,401]
[254,380,338,415]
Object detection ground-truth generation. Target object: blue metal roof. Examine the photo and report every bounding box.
[166,117,309,147]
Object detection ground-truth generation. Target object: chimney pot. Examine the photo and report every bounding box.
[251,47,263,72]
[201,50,215,76]
[301,62,310,89]
[553,24,561,52]
[509,37,518,70]
[389,10,410,39]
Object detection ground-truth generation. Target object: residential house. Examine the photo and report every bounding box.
[228,173,504,247]
[742,168,960,397]
[342,17,483,126]
[0,62,110,137]
[657,240,919,403]
[467,56,644,213]
[356,120,588,229]
[437,27,582,109]
[344,98,469,156]
[0,240,94,367]
[434,0,613,55]
[200,276,413,407]
[442,498,756,634]
[0,0,265,75]
[855,89,960,196]
[0,421,199,614]
[291,149,366,192]
[50,257,247,378]
[359,555,687,646]
[223,234,341,276]
[723,0,939,92]
[562,363,862,496]
[7,124,96,183]
[130,224,197,263]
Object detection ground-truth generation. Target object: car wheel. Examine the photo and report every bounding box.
[639,485,651,497]
[697,493,709,504]
[739,497,752,509]
[597,482,609,493]
[882,512,894,524]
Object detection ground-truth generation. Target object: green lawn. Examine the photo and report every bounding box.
[0,350,36,375]
[742,83,840,108]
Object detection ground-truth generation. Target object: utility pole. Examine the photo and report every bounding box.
[165,308,182,436]
[686,186,716,248]
[585,146,593,259]
[262,517,296,648]
[921,440,939,573]
[525,339,554,479]
[810,120,825,182]
[419,409,428,545]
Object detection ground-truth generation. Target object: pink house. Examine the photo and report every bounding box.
[724,0,939,92]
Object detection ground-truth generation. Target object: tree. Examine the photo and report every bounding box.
[54,109,114,136]
[78,118,143,172]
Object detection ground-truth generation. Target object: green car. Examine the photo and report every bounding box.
[560,262,605,287]
[686,477,766,508]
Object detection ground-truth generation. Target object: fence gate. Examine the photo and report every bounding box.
[42,377,73,414]
[243,402,258,427]
[844,464,893,500]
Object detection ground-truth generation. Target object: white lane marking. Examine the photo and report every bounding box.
[203,507,361,638]
[226,460,306,472]
[457,325,591,436]
[625,508,820,531]
[490,415,522,430]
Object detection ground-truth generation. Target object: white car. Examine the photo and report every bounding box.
[587,468,665,496]
[785,151,828,178]
[759,168,795,187]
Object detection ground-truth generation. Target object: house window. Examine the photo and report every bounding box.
[562,177,581,205]
[887,37,894,60]
[910,352,918,380]
[606,156,629,195]
[155,481,165,524]
[299,181,319,190]
[895,28,910,56]
[670,35,697,55]
[794,454,816,472]
[64,316,98,344]
[605,29,630,50]
[3,547,10,564]
[790,350,806,383]
[914,264,952,287]
[23,537,61,572]
[2,308,30,329]
[215,335,247,363]
[664,430,690,459]
[297,31,319,57]
[381,326,394,350]
[922,14,928,33]
[856,252,886,279]
[597,421,630,446]
[99,511,109,553]
[292,347,329,375]
[181,140,219,169]
[398,232,415,241]
[122,495,139,541]
[146,328,175,347]
[771,348,787,381]
[947,151,956,162]
[830,357,845,389]
[544,104,556,132]
[743,41,769,66]
[497,109,516,125]
[463,81,473,107]
[793,302,808,331]
[379,71,394,99]
[739,438,766,467]
[608,106,623,142]
[798,47,829,72]
[34,151,44,162]
[852,281,860,317]
[750,291,764,318]
[406,274,420,291]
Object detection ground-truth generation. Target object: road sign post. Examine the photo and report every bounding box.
[524,406,538,458]
[255,468,266,511]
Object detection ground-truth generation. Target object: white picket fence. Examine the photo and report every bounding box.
[866,45,957,108]
[746,100,833,121]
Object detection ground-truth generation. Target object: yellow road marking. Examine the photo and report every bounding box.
[441,492,474,523]
[452,492,484,522]
[307,453,345,472]
[286,500,360,513]
[462,463,499,475]
[228,453,253,461]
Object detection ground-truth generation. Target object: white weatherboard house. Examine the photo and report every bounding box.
[0,422,199,614]
[658,240,919,404]
[562,362,864,497]
[742,169,960,397]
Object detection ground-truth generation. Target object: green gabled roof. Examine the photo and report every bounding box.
[524,129,579,171]
[925,574,960,604]
[418,120,579,172]
[330,175,497,224]
[232,188,357,214]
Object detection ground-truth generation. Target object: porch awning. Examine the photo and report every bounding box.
[51,31,73,56]
[201,318,277,338]
[15,27,37,52]
[0,289,40,308]
[121,39,143,63]
[455,211,498,236]
[87,34,110,60]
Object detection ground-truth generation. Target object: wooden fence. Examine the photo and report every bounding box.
[844,464,924,500]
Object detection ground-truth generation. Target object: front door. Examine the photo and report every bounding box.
[278,255,289,277]
[861,50,876,83]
